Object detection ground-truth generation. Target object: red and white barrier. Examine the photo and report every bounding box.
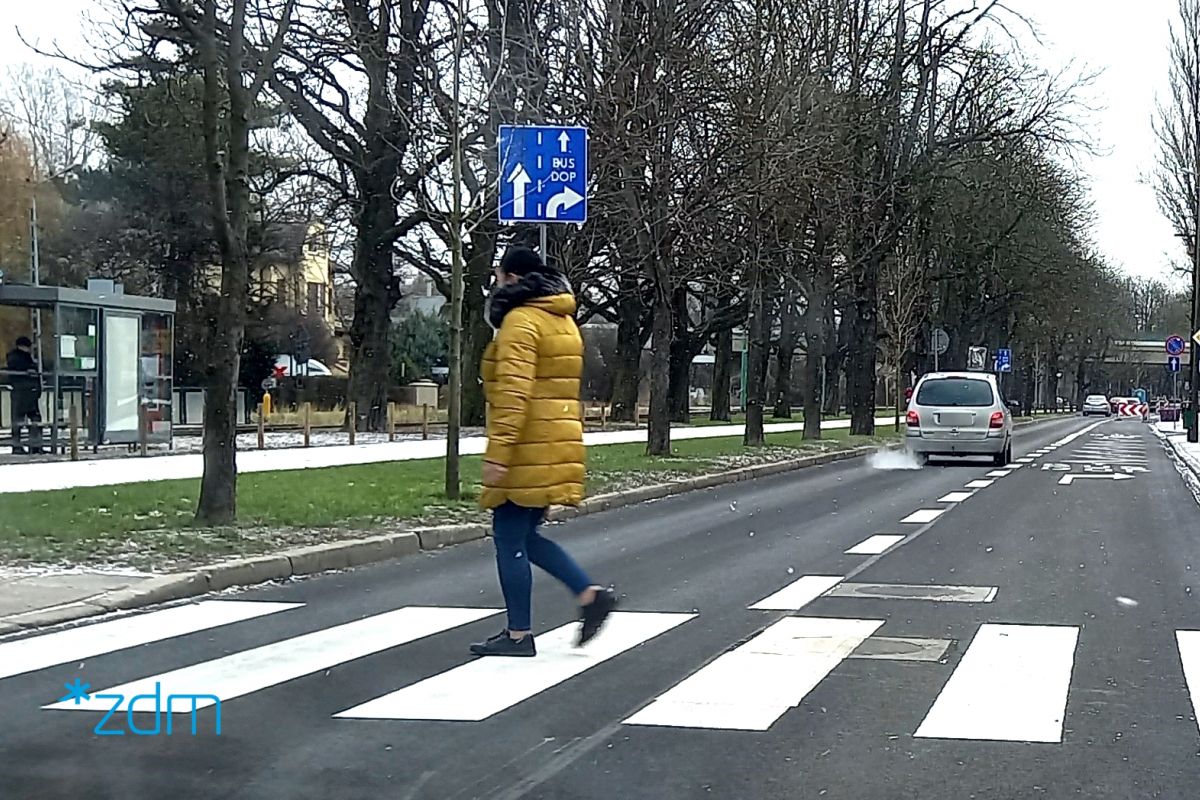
[1116,402,1149,418]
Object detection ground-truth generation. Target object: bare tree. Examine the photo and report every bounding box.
[0,65,99,177]
[132,0,296,524]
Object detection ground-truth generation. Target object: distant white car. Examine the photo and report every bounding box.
[1082,394,1110,417]
[273,355,333,377]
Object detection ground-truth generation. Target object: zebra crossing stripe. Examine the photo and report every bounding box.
[43,606,498,712]
[623,616,883,731]
[845,535,905,555]
[1175,631,1200,734]
[748,575,842,610]
[914,623,1079,742]
[0,600,301,682]
[334,611,694,721]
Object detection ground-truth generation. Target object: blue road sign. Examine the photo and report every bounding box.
[498,125,588,225]
[995,348,1012,373]
[1167,335,1186,356]
[1169,355,1182,373]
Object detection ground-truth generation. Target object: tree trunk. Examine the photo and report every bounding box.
[194,0,263,526]
[772,286,799,418]
[646,288,673,455]
[460,245,493,427]
[610,287,642,423]
[1022,360,1035,417]
[744,264,767,446]
[668,286,691,423]
[345,166,400,431]
[345,257,395,432]
[847,257,879,435]
[197,311,243,524]
[711,327,733,422]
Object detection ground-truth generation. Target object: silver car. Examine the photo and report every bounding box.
[1082,394,1111,417]
[905,371,1013,466]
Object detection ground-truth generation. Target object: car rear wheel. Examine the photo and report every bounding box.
[993,441,1011,466]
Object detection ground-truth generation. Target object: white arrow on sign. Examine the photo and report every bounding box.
[546,186,584,219]
[507,163,531,218]
[558,130,570,152]
[1058,473,1135,485]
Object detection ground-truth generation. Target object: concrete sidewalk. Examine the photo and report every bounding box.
[0,415,898,495]
[1154,418,1200,478]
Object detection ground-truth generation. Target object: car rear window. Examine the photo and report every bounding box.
[1086,395,1106,403]
[915,378,994,407]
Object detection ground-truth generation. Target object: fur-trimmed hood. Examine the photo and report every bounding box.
[486,270,575,330]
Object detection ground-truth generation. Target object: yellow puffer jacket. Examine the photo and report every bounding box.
[480,291,585,510]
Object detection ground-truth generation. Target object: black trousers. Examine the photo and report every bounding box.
[12,394,42,451]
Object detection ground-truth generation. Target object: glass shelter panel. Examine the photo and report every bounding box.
[103,314,140,439]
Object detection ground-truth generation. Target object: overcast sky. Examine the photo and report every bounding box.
[0,1,1189,285]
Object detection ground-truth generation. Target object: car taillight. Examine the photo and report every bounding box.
[989,411,1005,428]
[906,410,920,427]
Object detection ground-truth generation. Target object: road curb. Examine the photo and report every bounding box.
[1,425,1067,634]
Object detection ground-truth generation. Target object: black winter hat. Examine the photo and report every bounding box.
[499,247,549,277]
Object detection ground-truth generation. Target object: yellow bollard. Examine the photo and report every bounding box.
[261,391,272,421]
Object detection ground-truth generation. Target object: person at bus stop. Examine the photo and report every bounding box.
[472,246,617,658]
[6,336,42,455]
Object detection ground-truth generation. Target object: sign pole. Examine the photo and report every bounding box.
[539,224,548,262]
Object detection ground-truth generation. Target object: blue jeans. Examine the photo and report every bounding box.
[491,501,592,631]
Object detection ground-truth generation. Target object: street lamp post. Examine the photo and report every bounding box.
[1192,118,1200,440]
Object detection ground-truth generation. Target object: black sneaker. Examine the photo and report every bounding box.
[470,630,536,657]
[578,587,618,646]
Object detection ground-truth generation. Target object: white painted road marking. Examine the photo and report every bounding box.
[1176,631,1200,735]
[986,470,1012,477]
[44,606,499,712]
[845,535,905,555]
[1058,473,1135,485]
[914,623,1079,742]
[900,509,945,524]
[749,575,842,611]
[623,616,883,731]
[1016,458,1034,463]
[0,600,301,682]
[938,492,973,503]
[964,479,994,489]
[337,612,694,721]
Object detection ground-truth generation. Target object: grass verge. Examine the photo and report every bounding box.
[0,427,898,569]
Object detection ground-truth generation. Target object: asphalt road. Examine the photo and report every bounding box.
[3,415,1199,800]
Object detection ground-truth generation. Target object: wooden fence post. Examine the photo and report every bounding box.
[303,402,311,448]
[348,402,357,445]
[601,403,608,431]
[138,404,149,457]
[69,403,79,461]
[388,403,396,442]
[257,404,265,450]
[422,404,430,440]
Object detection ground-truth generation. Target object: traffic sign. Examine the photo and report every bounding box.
[1170,355,1182,373]
[498,125,588,224]
[930,328,949,356]
[1167,335,1186,355]
[967,346,987,371]
[995,348,1012,373]
[1192,328,1200,347]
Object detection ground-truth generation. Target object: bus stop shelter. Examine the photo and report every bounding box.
[0,280,176,454]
